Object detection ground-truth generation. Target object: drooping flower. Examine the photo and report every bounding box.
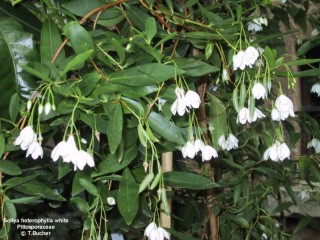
[264,140,290,161]
[252,82,267,99]
[233,50,247,71]
[144,222,170,240]
[26,138,43,160]
[170,96,187,116]
[51,140,69,162]
[307,138,320,153]
[201,145,218,161]
[218,134,239,151]
[274,95,295,120]
[63,135,79,165]
[14,126,37,150]
[218,135,227,150]
[193,139,205,153]
[184,90,201,109]
[245,46,259,67]
[298,190,310,200]
[182,141,196,159]
[237,107,250,124]
[247,17,268,32]
[75,150,95,170]
[311,83,320,97]
[222,68,229,82]
[271,108,281,121]
[248,108,266,123]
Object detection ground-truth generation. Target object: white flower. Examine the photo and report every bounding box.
[247,22,263,32]
[311,28,319,37]
[182,141,196,159]
[201,145,218,161]
[274,95,295,120]
[14,126,37,150]
[271,108,281,121]
[298,190,310,200]
[264,141,290,161]
[233,50,247,70]
[75,150,95,170]
[194,139,205,153]
[252,83,267,99]
[307,138,320,153]
[26,138,43,160]
[311,83,320,97]
[38,104,44,114]
[170,98,187,116]
[144,222,170,240]
[277,142,290,161]
[62,135,78,165]
[218,135,227,150]
[248,108,266,123]
[184,90,201,109]
[245,46,259,67]
[226,134,239,150]
[51,140,69,161]
[222,68,229,82]
[262,233,268,240]
[237,107,250,124]
[107,197,116,205]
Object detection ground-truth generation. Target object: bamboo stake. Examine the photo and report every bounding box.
[160,152,173,230]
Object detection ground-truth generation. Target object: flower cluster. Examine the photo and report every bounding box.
[51,135,95,171]
[14,126,43,160]
[252,82,267,100]
[237,107,265,124]
[311,83,320,97]
[218,134,239,151]
[271,95,295,121]
[182,139,218,161]
[263,140,290,161]
[307,138,320,153]
[233,46,259,71]
[144,222,170,240]
[247,17,268,32]
[171,87,201,116]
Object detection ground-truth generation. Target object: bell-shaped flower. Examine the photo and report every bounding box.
[226,134,239,150]
[298,190,310,200]
[252,83,267,99]
[222,68,229,82]
[307,138,320,153]
[311,83,320,97]
[144,222,157,238]
[171,87,187,116]
[274,95,295,120]
[237,107,250,124]
[248,108,266,123]
[62,135,79,165]
[193,139,205,153]
[201,145,218,161]
[51,140,69,161]
[277,142,290,161]
[75,150,95,170]
[157,227,170,240]
[44,102,51,115]
[14,126,37,150]
[182,141,196,159]
[233,50,247,71]
[184,90,201,109]
[26,138,43,160]
[218,135,227,150]
[245,46,259,67]
[247,21,263,32]
[271,108,281,121]
[263,144,279,161]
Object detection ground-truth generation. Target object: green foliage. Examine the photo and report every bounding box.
[0,0,319,239]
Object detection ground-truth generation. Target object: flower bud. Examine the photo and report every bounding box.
[38,104,44,114]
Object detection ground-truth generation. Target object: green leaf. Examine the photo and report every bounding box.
[93,146,138,177]
[4,196,16,219]
[145,17,157,43]
[163,172,219,190]
[7,196,42,204]
[117,168,139,225]
[285,58,320,66]
[40,18,65,65]
[79,112,108,134]
[148,112,184,145]
[0,134,5,158]
[167,228,200,240]
[79,178,100,197]
[14,180,66,201]
[108,63,183,87]
[174,58,219,77]
[59,50,94,77]
[9,93,19,122]
[0,160,21,176]
[106,102,123,154]
[78,71,101,96]
[0,17,37,117]
[3,174,39,191]
[254,167,283,180]
[208,94,227,150]
[121,97,145,117]
[226,214,250,229]
[298,155,312,180]
[72,170,91,197]
[271,202,293,215]
[71,197,90,213]
[58,160,72,180]
[293,217,311,234]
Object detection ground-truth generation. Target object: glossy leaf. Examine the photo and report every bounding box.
[145,17,157,43]
[117,168,139,225]
[106,102,123,154]
[0,160,22,176]
[174,58,219,77]
[40,18,65,65]
[79,178,100,197]
[163,172,219,190]
[148,112,185,145]
[108,63,183,87]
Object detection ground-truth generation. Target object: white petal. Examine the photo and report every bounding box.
[144,222,157,237]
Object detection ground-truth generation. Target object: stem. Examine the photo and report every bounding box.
[160,152,172,231]
[197,79,219,240]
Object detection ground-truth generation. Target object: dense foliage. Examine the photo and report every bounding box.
[0,0,320,239]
